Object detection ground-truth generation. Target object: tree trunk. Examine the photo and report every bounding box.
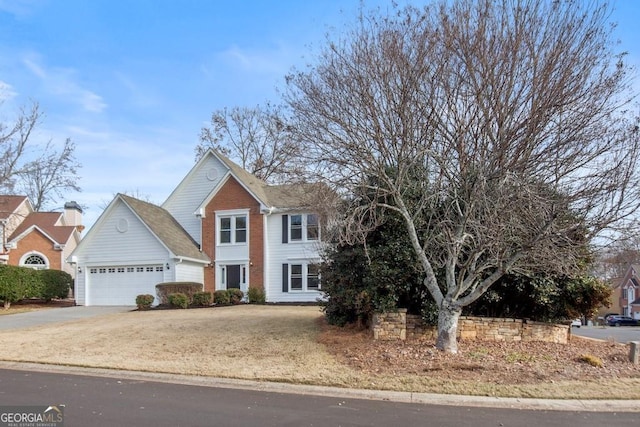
[3,300,10,310]
[436,301,462,353]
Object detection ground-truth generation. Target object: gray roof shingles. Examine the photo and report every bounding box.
[120,194,209,263]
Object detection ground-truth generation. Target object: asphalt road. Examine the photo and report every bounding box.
[571,325,640,343]
[0,369,638,427]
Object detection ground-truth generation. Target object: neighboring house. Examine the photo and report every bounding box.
[595,276,622,322]
[0,195,83,277]
[616,265,640,320]
[71,150,326,305]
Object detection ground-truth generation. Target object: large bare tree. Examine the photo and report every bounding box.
[1,102,81,211]
[196,103,303,183]
[286,0,640,353]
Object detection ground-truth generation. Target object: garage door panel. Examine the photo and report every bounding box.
[88,265,164,305]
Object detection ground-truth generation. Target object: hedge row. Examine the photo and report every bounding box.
[155,282,203,305]
[138,286,266,310]
[0,265,72,308]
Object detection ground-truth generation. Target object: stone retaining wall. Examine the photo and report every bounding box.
[372,309,569,344]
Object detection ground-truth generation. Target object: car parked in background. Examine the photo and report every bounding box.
[570,319,582,328]
[606,315,639,327]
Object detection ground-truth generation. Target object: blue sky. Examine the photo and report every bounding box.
[1,1,639,231]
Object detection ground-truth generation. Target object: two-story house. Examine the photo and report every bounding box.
[0,195,83,277]
[70,150,325,305]
[617,264,640,319]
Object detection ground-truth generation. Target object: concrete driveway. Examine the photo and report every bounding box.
[0,306,133,330]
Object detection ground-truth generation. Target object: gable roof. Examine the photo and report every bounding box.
[0,195,30,220]
[205,150,325,211]
[119,194,210,263]
[9,212,77,245]
[214,150,271,206]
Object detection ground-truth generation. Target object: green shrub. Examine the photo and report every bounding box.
[156,282,203,305]
[0,265,40,308]
[135,294,154,310]
[247,286,265,304]
[227,288,244,304]
[38,269,72,301]
[168,292,189,309]
[214,290,230,305]
[192,291,212,307]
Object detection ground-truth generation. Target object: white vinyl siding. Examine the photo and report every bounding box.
[264,213,324,303]
[162,155,227,244]
[73,200,172,305]
[174,261,205,283]
[77,202,167,263]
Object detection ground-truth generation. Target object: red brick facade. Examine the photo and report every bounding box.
[201,176,264,293]
[8,229,63,270]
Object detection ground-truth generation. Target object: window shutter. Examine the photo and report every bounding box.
[282,264,289,293]
[282,214,288,243]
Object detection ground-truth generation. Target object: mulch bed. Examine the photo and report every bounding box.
[317,320,640,384]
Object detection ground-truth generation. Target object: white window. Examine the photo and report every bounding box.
[289,214,319,242]
[218,214,248,244]
[286,263,321,292]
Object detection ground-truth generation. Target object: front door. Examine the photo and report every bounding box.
[222,264,248,294]
[227,265,241,289]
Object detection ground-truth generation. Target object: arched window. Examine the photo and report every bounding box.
[23,254,47,269]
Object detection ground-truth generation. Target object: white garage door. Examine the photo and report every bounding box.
[87,265,164,305]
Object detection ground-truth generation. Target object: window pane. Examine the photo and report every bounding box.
[235,215,247,242]
[24,254,46,265]
[291,228,302,240]
[291,278,303,290]
[220,217,231,230]
[290,215,302,241]
[307,214,319,240]
[235,216,246,229]
[291,264,303,290]
[220,230,231,243]
[307,264,320,290]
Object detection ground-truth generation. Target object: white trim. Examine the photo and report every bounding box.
[217,262,250,294]
[215,209,250,246]
[193,151,270,214]
[9,224,62,246]
[287,213,320,243]
[19,251,49,270]
[285,261,321,293]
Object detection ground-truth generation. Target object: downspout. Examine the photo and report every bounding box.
[263,206,275,302]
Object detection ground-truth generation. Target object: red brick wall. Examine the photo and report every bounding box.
[201,176,264,293]
[8,230,61,270]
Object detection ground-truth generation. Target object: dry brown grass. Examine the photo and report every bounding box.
[0,304,638,399]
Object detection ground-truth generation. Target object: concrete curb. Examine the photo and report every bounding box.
[0,361,638,413]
